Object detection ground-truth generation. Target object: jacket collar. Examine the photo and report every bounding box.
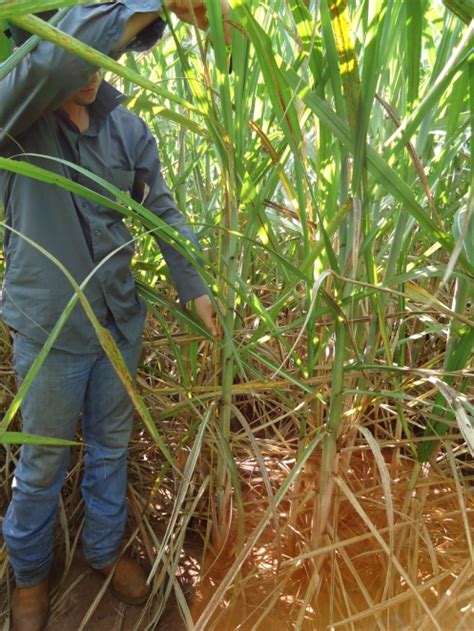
[91,80,128,118]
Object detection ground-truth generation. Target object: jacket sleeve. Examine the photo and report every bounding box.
[0,1,165,149]
[132,117,210,305]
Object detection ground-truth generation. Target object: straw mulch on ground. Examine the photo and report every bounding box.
[1,320,473,630]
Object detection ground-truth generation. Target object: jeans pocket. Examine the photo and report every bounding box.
[12,332,43,381]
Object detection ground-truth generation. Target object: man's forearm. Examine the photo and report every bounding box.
[112,10,163,52]
[118,0,231,48]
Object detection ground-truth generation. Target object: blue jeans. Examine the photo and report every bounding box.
[2,320,143,587]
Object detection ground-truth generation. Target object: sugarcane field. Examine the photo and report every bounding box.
[0,1,473,630]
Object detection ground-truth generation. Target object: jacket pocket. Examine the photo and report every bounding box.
[109,168,135,197]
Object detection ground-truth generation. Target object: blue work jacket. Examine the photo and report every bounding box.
[0,1,208,353]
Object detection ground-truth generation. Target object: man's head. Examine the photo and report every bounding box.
[64,70,103,107]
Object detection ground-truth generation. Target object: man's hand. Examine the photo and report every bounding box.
[193,294,221,338]
[164,0,230,44]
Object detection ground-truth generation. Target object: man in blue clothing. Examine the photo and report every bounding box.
[1,2,228,629]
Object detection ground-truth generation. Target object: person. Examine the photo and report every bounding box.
[0,1,228,629]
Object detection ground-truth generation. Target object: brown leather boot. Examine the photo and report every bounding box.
[98,556,150,605]
[11,579,50,631]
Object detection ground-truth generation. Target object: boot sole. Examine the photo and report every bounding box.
[110,587,150,606]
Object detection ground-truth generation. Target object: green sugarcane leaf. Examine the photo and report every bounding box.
[0,0,89,20]
[0,431,80,446]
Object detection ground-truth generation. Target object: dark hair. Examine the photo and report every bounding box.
[6,10,57,46]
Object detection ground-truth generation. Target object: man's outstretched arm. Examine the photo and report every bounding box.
[132,118,219,337]
[116,0,230,49]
